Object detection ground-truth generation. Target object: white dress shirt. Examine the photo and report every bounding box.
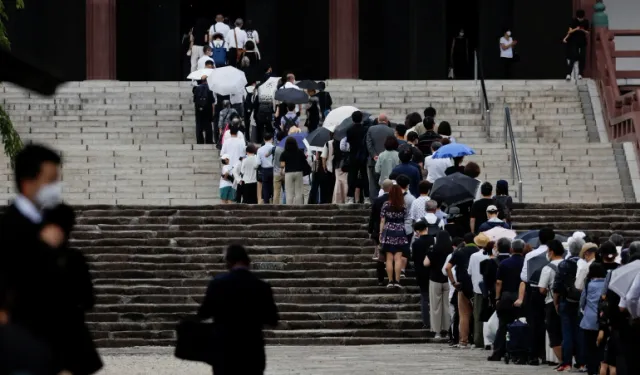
[197,55,214,70]
[425,155,452,183]
[226,27,248,49]
[14,194,42,224]
[410,195,431,222]
[521,245,548,284]
[468,249,490,295]
[209,22,231,43]
[230,89,245,105]
[257,142,275,169]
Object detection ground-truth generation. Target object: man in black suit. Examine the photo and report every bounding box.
[0,144,67,373]
[198,245,279,375]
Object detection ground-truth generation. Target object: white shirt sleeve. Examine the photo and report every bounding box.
[538,266,551,289]
[253,30,260,43]
[575,264,589,291]
[340,137,350,152]
[443,254,453,277]
[520,253,529,282]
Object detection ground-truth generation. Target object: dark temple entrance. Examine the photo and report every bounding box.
[117,0,328,81]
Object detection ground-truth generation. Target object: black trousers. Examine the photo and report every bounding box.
[228,48,239,67]
[255,121,272,145]
[451,290,460,342]
[261,168,274,204]
[195,109,213,144]
[309,169,333,204]
[501,57,513,79]
[347,162,369,199]
[242,183,258,204]
[526,285,547,360]
[583,329,602,375]
[567,44,587,76]
[322,170,335,203]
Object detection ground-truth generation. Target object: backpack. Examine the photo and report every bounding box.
[425,218,442,238]
[555,257,581,302]
[212,42,227,67]
[256,102,273,123]
[494,195,512,222]
[282,116,298,134]
[194,84,210,112]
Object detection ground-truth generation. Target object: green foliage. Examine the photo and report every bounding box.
[0,0,25,166]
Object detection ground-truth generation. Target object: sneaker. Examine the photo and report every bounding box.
[484,345,492,350]
[578,366,587,373]
[400,270,406,279]
[345,197,355,204]
[448,341,458,348]
[578,75,583,80]
[487,354,502,362]
[528,358,540,366]
[555,364,572,372]
[434,334,442,340]
[455,344,470,349]
[386,283,395,289]
[566,74,571,81]
[394,283,404,289]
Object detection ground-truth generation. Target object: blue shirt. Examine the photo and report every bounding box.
[392,163,421,197]
[580,279,605,330]
[496,254,525,293]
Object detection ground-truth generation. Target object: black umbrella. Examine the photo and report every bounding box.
[306,127,332,148]
[296,80,320,90]
[515,230,568,249]
[0,48,64,95]
[333,112,373,140]
[274,88,309,104]
[430,172,480,206]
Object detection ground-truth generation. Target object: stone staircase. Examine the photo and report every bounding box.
[0,80,631,205]
[74,204,639,347]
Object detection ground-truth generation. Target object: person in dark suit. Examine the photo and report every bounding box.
[197,245,279,375]
[0,144,68,372]
[42,204,102,375]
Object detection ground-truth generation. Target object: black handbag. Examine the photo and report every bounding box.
[174,317,216,365]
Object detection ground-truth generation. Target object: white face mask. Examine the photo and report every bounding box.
[35,182,63,209]
[506,31,512,37]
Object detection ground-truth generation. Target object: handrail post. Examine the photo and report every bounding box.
[474,50,478,84]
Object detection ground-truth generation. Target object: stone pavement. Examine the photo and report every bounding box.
[99,345,554,375]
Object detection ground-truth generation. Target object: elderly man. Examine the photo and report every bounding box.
[365,113,395,202]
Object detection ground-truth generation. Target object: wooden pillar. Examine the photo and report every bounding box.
[86,0,116,79]
[329,0,359,79]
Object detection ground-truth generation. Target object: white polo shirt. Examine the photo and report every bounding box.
[227,27,248,49]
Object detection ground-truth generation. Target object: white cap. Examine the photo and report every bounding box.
[486,205,498,212]
[221,154,230,160]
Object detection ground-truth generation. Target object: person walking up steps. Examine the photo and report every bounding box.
[380,184,410,288]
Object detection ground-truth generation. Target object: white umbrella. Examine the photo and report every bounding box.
[483,227,517,242]
[322,105,359,133]
[187,68,214,80]
[206,66,248,96]
[608,261,640,298]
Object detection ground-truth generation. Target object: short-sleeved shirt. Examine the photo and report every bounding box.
[496,254,525,293]
[500,37,513,58]
[539,259,562,304]
[280,112,300,129]
[280,149,305,173]
[470,198,496,233]
[569,18,590,46]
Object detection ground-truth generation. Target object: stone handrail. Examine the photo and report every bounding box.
[593,27,640,168]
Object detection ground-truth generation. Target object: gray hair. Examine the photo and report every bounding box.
[511,239,525,254]
[609,233,624,247]
[235,18,244,27]
[222,100,231,108]
[431,141,442,152]
[426,200,438,212]
[497,237,512,253]
[629,241,640,257]
[569,238,585,257]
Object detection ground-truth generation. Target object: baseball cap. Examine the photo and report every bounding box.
[486,205,499,213]
[221,154,230,160]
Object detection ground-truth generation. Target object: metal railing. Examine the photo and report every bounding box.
[475,49,491,138]
[504,107,523,203]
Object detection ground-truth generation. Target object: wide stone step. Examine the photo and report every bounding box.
[72,237,373,247]
[93,336,436,348]
[90,269,378,279]
[91,278,413,288]
[72,230,370,240]
[94,285,420,296]
[75,223,367,232]
[82,246,372,256]
[89,261,380,271]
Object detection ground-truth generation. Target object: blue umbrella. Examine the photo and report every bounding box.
[278,132,308,149]
[431,143,475,159]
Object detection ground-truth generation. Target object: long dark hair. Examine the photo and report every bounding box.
[284,136,299,153]
[387,185,405,212]
[434,231,453,255]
